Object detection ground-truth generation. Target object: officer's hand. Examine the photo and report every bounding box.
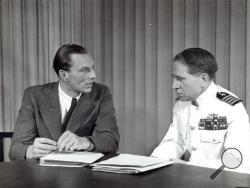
[26,138,57,159]
[57,131,91,152]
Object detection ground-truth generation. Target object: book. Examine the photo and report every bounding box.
[39,151,104,167]
[91,153,173,174]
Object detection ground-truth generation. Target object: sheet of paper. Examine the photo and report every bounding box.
[92,153,169,167]
[39,151,104,167]
[92,161,173,174]
[91,153,173,174]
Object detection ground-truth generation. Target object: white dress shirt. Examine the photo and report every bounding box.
[151,82,250,173]
[58,83,81,123]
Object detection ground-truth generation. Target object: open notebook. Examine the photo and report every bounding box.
[39,151,104,167]
[91,153,173,174]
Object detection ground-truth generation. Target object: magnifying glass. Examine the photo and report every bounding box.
[210,148,243,180]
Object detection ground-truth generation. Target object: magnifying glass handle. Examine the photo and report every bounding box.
[210,165,225,180]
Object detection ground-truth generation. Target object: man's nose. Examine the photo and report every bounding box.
[172,79,179,89]
[89,68,96,79]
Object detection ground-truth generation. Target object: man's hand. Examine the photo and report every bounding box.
[57,131,91,152]
[26,138,57,159]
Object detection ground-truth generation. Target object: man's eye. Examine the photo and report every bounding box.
[172,75,184,81]
[80,67,91,73]
[176,77,184,81]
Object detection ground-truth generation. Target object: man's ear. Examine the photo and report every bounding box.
[59,70,68,81]
[199,73,209,87]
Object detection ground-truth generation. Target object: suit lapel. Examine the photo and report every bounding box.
[67,93,95,133]
[40,82,62,141]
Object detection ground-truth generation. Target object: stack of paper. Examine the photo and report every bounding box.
[91,153,173,174]
[39,151,104,167]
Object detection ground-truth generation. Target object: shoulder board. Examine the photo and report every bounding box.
[216,92,242,106]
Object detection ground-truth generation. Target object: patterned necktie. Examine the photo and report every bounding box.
[61,98,77,132]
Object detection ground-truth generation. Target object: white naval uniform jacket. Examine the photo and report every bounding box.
[151,82,250,172]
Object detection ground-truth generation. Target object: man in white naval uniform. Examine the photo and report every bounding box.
[151,48,250,172]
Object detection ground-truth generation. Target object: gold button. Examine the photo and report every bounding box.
[192,146,197,151]
[212,138,217,142]
[190,126,195,130]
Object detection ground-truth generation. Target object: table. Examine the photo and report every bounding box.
[0,159,250,188]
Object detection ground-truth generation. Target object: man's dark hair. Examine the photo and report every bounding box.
[173,48,218,80]
[53,44,87,76]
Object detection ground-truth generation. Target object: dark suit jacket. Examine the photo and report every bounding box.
[9,82,119,160]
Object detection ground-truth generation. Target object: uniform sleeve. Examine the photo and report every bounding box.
[151,105,186,160]
[224,102,250,172]
[9,89,37,160]
[89,86,119,153]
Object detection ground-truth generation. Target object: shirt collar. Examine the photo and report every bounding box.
[195,81,218,107]
[58,82,82,101]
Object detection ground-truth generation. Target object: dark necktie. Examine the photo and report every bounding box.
[62,98,77,132]
[191,100,199,107]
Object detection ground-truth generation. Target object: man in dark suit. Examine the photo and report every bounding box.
[9,44,119,160]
